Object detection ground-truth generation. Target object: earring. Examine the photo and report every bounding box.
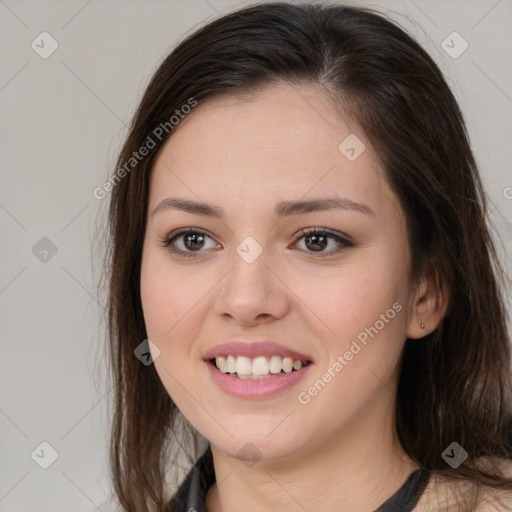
[420,323,425,329]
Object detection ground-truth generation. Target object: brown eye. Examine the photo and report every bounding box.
[182,232,206,250]
[162,228,219,257]
[294,228,352,255]
[304,233,329,252]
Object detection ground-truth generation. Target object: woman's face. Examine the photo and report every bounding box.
[140,83,419,462]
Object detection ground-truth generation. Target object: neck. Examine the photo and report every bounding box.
[205,388,419,512]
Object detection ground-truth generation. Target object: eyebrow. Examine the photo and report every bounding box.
[152,196,375,218]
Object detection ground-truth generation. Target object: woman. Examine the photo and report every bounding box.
[103,2,512,510]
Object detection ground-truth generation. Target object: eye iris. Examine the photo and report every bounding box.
[305,233,327,251]
[185,233,205,250]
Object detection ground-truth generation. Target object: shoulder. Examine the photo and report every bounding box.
[414,458,512,512]
[474,490,512,511]
[474,457,512,511]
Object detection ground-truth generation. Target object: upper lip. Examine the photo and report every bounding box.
[203,340,314,362]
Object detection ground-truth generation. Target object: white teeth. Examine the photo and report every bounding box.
[217,356,228,373]
[236,355,252,375]
[282,357,293,373]
[214,354,309,377]
[252,356,270,376]
[269,355,282,374]
[226,354,237,373]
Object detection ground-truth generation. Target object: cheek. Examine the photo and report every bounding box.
[293,256,409,402]
[140,250,209,416]
[292,256,407,341]
[140,250,208,341]
[140,264,172,340]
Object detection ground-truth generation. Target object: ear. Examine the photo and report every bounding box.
[406,265,450,339]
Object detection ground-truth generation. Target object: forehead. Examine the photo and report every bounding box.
[149,83,395,216]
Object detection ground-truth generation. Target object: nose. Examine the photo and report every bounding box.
[214,246,290,326]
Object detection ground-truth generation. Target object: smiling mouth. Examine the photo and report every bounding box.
[209,355,313,379]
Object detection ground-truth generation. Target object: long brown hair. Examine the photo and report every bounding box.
[101,2,512,510]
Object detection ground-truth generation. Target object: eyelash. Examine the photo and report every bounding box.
[160,227,353,258]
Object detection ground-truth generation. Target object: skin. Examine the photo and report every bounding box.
[140,82,448,511]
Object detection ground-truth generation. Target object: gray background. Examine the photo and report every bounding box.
[1,0,511,510]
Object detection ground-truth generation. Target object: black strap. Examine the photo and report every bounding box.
[374,467,431,512]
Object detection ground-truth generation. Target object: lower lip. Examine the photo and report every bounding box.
[205,360,313,399]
